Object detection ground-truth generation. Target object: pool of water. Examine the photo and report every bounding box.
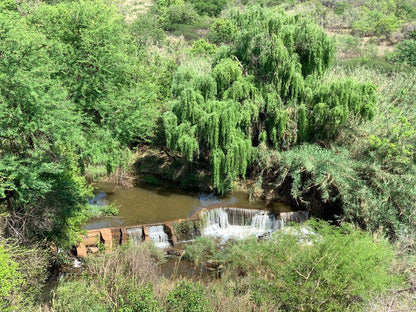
[86,182,290,230]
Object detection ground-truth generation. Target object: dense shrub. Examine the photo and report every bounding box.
[223,220,400,311]
[187,0,227,17]
[130,13,166,47]
[52,280,108,312]
[258,144,416,239]
[190,38,217,55]
[352,10,400,37]
[167,280,208,312]
[159,3,199,30]
[119,283,160,312]
[389,39,416,66]
[162,6,377,192]
[208,19,236,44]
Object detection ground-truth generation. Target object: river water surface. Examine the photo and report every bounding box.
[86,182,290,230]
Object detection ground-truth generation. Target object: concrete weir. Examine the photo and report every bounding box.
[75,204,308,257]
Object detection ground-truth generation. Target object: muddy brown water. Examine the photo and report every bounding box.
[86,182,291,230]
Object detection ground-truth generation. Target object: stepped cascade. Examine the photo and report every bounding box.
[126,227,143,244]
[147,225,171,248]
[201,208,308,242]
[76,206,309,256]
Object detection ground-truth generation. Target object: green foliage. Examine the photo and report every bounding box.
[259,144,416,239]
[187,0,227,17]
[211,58,242,94]
[368,114,415,166]
[231,6,335,83]
[162,6,377,192]
[28,0,158,148]
[130,13,166,47]
[159,3,199,30]
[389,39,416,66]
[190,38,217,56]
[52,279,109,312]
[0,0,163,245]
[308,78,376,140]
[185,236,218,265]
[222,220,399,311]
[173,219,200,241]
[208,19,236,44]
[352,9,400,37]
[119,283,160,312]
[0,244,23,312]
[0,0,18,11]
[0,241,48,311]
[167,280,208,312]
[85,203,119,219]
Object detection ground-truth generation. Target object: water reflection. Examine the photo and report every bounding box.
[86,182,290,230]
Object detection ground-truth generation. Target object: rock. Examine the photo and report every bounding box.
[100,228,113,253]
[142,226,151,242]
[76,243,87,258]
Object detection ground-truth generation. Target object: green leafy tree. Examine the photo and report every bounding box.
[162,6,377,193]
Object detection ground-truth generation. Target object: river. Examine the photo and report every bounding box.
[86,182,291,229]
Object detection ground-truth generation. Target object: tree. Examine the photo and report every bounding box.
[162,6,377,192]
[0,1,159,245]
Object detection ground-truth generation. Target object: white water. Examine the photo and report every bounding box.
[201,208,308,243]
[280,211,309,225]
[147,225,171,248]
[127,227,143,244]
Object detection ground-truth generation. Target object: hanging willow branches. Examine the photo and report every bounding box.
[162,5,378,193]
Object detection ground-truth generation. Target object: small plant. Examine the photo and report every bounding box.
[184,236,218,266]
[174,220,199,241]
[167,280,208,312]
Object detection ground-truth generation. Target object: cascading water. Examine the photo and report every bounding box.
[280,211,309,225]
[201,208,308,243]
[127,227,143,244]
[147,225,171,248]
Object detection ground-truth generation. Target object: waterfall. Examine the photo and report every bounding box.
[202,208,279,242]
[127,227,143,244]
[147,225,171,248]
[280,211,309,225]
[201,208,307,243]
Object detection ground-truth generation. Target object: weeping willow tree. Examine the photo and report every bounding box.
[162,5,378,193]
[227,5,376,144]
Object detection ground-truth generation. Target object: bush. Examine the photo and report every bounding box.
[352,10,400,38]
[159,3,199,31]
[208,19,236,44]
[190,38,217,56]
[167,280,208,312]
[185,236,219,265]
[389,39,416,66]
[119,283,160,312]
[223,220,400,311]
[130,13,165,47]
[187,0,227,17]
[52,280,108,312]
